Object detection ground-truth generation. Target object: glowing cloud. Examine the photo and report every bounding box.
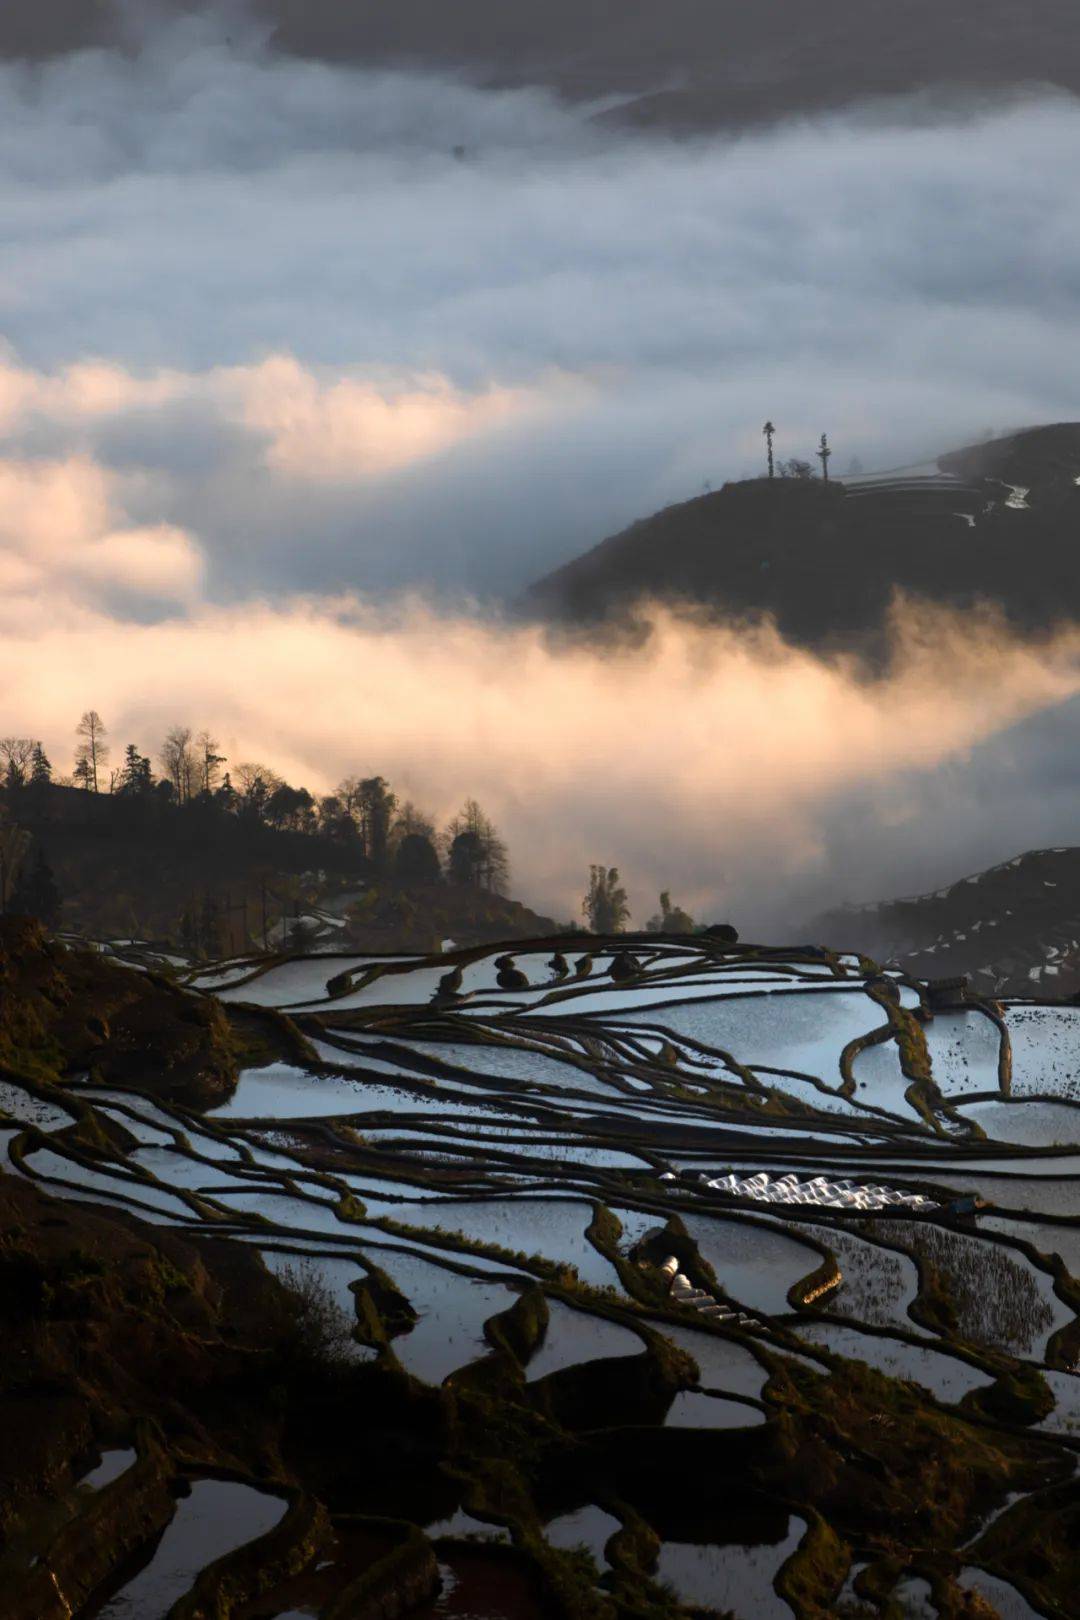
[4,592,1080,929]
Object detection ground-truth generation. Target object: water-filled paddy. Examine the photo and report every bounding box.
[956,1566,1048,1619]
[959,1099,1080,1146]
[924,1009,1003,1095]
[679,1213,820,1314]
[372,1249,517,1383]
[543,1503,621,1563]
[794,1323,992,1404]
[20,1147,200,1221]
[1005,1005,1080,1100]
[210,1063,514,1122]
[21,938,1080,1620]
[0,1081,76,1131]
[654,1322,770,1400]
[798,1222,920,1330]
[87,1479,286,1618]
[665,1390,766,1428]
[76,1450,137,1491]
[654,1515,806,1619]
[381,1197,623,1290]
[526,1300,646,1381]
[619,990,881,1082]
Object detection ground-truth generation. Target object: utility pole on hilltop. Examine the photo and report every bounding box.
[817,432,832,482]
[763,421,776,479]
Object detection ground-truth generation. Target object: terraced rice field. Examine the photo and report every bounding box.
[5,936,1080,1617]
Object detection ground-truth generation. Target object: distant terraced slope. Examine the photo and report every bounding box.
[816,846,1080,997]
[525,424,1080,651]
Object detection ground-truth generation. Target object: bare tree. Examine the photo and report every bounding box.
[75,711,108,793]
[443,799,509,893]
[334,776,364,834]
[0,738,36,791]
[234,761,282,821]
[391,800,437,849]
[159,726,195,803]
[195,731,226,795]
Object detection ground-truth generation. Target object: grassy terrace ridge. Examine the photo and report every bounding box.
[2,924,1080,1615]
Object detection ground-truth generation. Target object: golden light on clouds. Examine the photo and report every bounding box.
[4,591,1079,921]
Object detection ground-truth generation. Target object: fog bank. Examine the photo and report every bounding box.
[6,593,1080,933]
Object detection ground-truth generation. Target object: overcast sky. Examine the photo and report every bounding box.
[4,12,1080,927]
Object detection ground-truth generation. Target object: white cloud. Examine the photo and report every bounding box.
[2,20,1080,923]
[0,452,202,607]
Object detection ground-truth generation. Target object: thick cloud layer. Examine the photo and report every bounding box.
[3,23,1080,595]
[4,19,1080,925]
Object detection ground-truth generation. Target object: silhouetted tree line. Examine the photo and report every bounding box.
[0,717,511,900]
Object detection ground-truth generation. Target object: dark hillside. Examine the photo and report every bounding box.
[525,425,1080,651]
[815,845,1080,998]
[0,783,557,954]
[5,783,369,948]
[0,915,238,1105]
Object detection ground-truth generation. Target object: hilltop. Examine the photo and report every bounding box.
[525,424,1080,651]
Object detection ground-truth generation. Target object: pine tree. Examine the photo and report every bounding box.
[119,744,153,796]
[29,744,51,786]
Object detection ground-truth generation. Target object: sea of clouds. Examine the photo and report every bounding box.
[5,12,1080,928]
